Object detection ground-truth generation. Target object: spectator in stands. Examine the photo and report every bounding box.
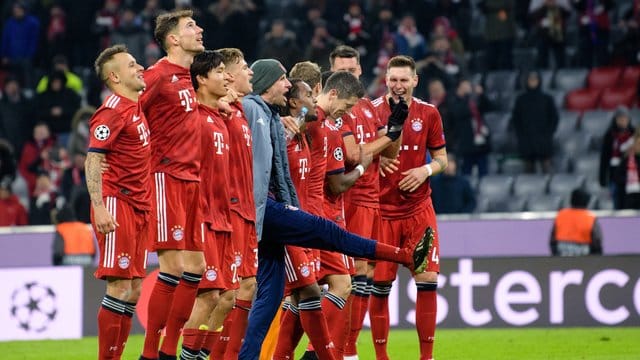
[449,78,493,177]
[258,19,302,70]
[36,54,83,95]
[427,79,454,153]
[28,172,57,225]
[0,176,27,226]
[110,8,150,68]
[432,16,465,59]
[481,0,516,70]
[511,70,559,174]
[393,14,428,62]
[0,1,40,87]
[304,20,341,72]
[18,122,56,195]
[599,106,635,209]
[530,0,571,69]
[416,35,460,93]
[34,70,81,141]
[60,151,85,204]
[572,0,614,67]
[340,2,369,58]
[42,4,67,67]
[367,6,396,71]
[67,106,95,160]
[140,0,166,33]
[0,139,16,183]
[431,154,476,214]
[550,188,603,256]
[612,1,640,65]
[52,205,95,266]
[93,0,121,50]
[613,128,640,209]
[0,75,33,156]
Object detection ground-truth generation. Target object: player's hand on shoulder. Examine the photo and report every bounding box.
[380,156,400,177]
[398,166,429,192]
[281,115,300,135]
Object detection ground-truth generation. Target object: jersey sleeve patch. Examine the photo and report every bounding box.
[94,125,111,141]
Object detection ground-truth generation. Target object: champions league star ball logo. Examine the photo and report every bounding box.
[10,282,57,333]
[94,125,111,141]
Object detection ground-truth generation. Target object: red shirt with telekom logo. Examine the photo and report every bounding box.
[287,135,311,210]
[225,101,256,222]
[140,58,200,181]
[306,106,328,217]
[322,121,346,225]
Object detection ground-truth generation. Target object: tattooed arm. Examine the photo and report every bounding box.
[85,152,118,234]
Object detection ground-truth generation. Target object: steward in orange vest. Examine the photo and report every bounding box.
[550,188,603,256]
[52,205,95,265]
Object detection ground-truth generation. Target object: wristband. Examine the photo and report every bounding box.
[355,164,365,176]
[424,164,433,177]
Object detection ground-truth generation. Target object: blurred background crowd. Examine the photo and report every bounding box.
[0,0,639,227]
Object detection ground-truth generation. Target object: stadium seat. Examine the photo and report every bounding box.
[572,154,600,180]
[477,175,514,197]
[541,69,554,91]
[526,194,564,211]
[595,191,614,210]
[548,173,586,195]
[587,67,623,90]
[580,110,613,144]
[565,88,601,112]
[500,157,526,175]
[484,111,510,134]
[554,111,580,139]
[513,47,537,71]
[484,70,518,93]
[560,131,593,158]
[599,87,636,109]
[548,89,566,109]
[485,195,528,213]
[554,68,588,92]
[552,153,572,173]
[619,66,640,88]
[513,174,549,196]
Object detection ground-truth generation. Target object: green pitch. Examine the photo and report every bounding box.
[1,328,639,359]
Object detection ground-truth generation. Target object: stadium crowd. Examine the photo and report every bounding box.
[0,0,639,223]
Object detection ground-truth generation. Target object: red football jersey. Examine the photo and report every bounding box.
[342,97,385,208]
[199,105,232,232]
[372,96,446,219]
[140,58,200,181]
[88,94,151,211]
[305,106,328,217]
[322,122,346,225]
[287,135,312,210]
[224,101,256,222]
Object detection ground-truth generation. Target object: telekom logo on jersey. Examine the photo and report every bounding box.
[178,89,195,112]
[299,158,309,180]
[213,132,225,154]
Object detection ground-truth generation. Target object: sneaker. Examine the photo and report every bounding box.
[412,227,434,273]
[299,350,319,360]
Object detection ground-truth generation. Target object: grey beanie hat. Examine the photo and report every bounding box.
[251,59,286,95]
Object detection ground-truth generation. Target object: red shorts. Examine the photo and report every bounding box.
[152,173,203,251]
[94,196,149,280]
[345,203,381,262]
[317,250,355,281]
[374,202,440,282]
[284,246,318,295]
[201,226,238,291]
[230,211,258,278]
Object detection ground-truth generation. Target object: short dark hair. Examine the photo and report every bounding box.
[218,48,245,67]
[570,188,591,208]
[190,50,224,90]
[330,45,360,67]
[323,71,364,99]
[94,44,129,83]
[286,78,306,102]
[154,10,193,51]
[387,55,416,73]
[290,61,322,89]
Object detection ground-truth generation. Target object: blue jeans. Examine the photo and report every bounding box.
[238,198,378,360]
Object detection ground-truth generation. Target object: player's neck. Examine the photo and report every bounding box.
[166,50,195,69]
[113,86,139,102]
[197,92,221,109]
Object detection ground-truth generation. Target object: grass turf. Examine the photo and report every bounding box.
[0,328,639,359]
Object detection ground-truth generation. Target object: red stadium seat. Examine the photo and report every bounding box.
[620,66,640,88]
[587,67,623,90]
[599,87,637,109]
[565,88,601,112]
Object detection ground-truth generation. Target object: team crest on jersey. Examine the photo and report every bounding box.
[300,265,311,278]
[171,225,184,241]
[411,118,423,132]
[94,125,111,141]
[333,147,344,161]
[363,109,373,118]
[205,268,218,281]
[334,117,343,129]
[117,253,131,269]
[234,253,242,267]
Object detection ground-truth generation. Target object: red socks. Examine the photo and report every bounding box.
[114,302,135,358]
[322,292,349,357]
[98,295,125,360]
[299,297,337,360]
[160,272,202,356]
[180,327,206,359]
[223,298,252,359]
[198,329,220,360]
[369,284,392,360]
[211,315,232,359]
[273,305,304,359]
[141,272,179,359]
[345,276,371,356]
[416,282,437,360]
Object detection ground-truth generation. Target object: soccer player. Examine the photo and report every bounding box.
[87,45,150,360]
[370,55,447,360]
[239,63,429,360]
[178,50,237,360]
[328,45,407,360]
[139,10,205,360]
[205,48,259,359]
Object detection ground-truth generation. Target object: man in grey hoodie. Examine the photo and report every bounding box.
[239,59,429,360]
